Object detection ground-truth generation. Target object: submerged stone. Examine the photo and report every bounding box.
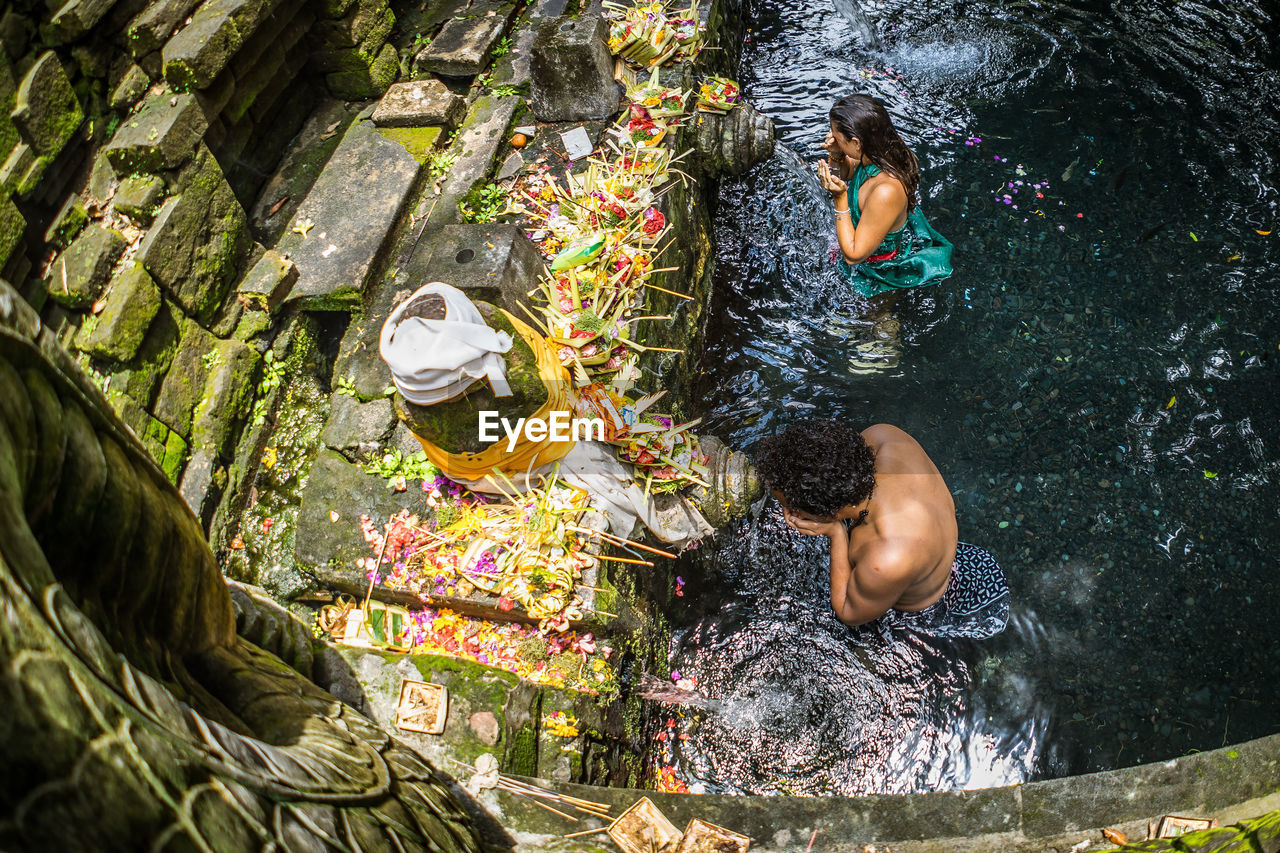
[322,393,396,456]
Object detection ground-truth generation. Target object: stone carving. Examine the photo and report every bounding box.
[0,280,482,852]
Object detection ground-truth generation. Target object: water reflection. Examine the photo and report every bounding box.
[668,0,1280,790]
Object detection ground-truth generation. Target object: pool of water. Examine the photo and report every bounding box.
[652,0,1280,794]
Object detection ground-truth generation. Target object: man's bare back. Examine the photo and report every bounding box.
[756,418,1010,637]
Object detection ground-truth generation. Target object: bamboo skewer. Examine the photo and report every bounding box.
[566,525,677,559]
[562,826,608,839]
[596,554,655,566]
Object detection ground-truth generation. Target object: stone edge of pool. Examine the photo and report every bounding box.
[481,732,1280,851]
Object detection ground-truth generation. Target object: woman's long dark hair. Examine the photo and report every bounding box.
[830,94,920,208]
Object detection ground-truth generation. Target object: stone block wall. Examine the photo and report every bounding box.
[0,0,399,525]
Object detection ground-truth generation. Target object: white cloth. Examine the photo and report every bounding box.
[380,283,513,405]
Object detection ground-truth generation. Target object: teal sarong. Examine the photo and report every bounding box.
[836,164,954,299]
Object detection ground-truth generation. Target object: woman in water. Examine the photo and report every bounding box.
[817,94,953,300]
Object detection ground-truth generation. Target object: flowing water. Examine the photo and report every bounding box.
[651,0,1280,794]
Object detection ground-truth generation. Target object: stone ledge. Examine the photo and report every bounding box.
[488,734,1280,852]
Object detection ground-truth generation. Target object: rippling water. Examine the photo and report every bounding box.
[653,0,1280,793]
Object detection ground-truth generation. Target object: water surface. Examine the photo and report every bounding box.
[656,0,1280,793]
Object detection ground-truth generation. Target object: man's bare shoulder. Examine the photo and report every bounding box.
[861,423,912,446]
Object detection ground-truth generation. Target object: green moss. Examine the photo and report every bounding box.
[375,126,443,164]
[506,723,538,776]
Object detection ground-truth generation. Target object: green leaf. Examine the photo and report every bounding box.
[1190,232,1198,241]
[1203,470,1217,479]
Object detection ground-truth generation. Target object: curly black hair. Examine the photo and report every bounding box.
[754,418,876,519]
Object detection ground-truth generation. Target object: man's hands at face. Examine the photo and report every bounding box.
[782,506,844,539]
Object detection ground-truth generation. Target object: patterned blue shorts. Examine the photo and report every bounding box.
[875,542,1010,642]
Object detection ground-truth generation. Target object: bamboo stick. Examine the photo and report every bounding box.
[566,525,677,559]
[562,827,608,839]
[596,555,655,567]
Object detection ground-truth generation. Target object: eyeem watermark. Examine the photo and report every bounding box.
[478,411,605,451]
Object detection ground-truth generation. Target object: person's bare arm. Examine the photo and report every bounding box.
[815,168,906,265]
[829,541,914,626]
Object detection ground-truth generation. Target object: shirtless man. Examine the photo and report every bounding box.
[755,419,1010,640]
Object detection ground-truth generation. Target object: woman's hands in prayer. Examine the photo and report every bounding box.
[816,159,848,197]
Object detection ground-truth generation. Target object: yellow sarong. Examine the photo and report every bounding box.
[414,310,575,479]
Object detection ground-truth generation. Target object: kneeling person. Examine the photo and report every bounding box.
[756,420,1009,640]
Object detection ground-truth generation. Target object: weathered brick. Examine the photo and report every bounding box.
[103,91,208,172]
[44,224,127,309]
[43,195,87,249]
[108,63,151,110]
[325,42,398,100]
[371,79,466,128]
[44,0,119,43]
[152,314,218,437]
[162,0,290,90]
[312,0,387,48]
[126,0,202,57]
[0,195,24,270]
[11,51,83,157]
[114,174,165,223]
[133,144,251,320]
[237,249,296,311]
[73,261,161,362]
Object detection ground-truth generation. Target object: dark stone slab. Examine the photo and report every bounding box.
[45,0,119,43]
[114,174,165,223]
[45,224,127,309]
[190,337,259,454]
[278,121,421,311]
[103,92,208,173]
[237,249,297,311]
[312,0,388,47]
[409,223,543,314]
[11,51,83,158]
[74,261,162,362]
[329,95,518,399]
[321,393,396,456]
[529,15,618,121]
[691,101,776,177]
[152,315,220,438]
[415,7,513,77]
[294,448,424,572]
[1020,735,1280,837]
[134,145,251,320]
[325,42,399,100]
[247,98,360,243]
[0,196,23,270]
[126,0,202,57]
[371,79,467,129]
[162,0,290,89]
[109,64,151,110]
[43,195,86,249]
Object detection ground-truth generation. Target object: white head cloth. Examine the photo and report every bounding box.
[380,282,513,405]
